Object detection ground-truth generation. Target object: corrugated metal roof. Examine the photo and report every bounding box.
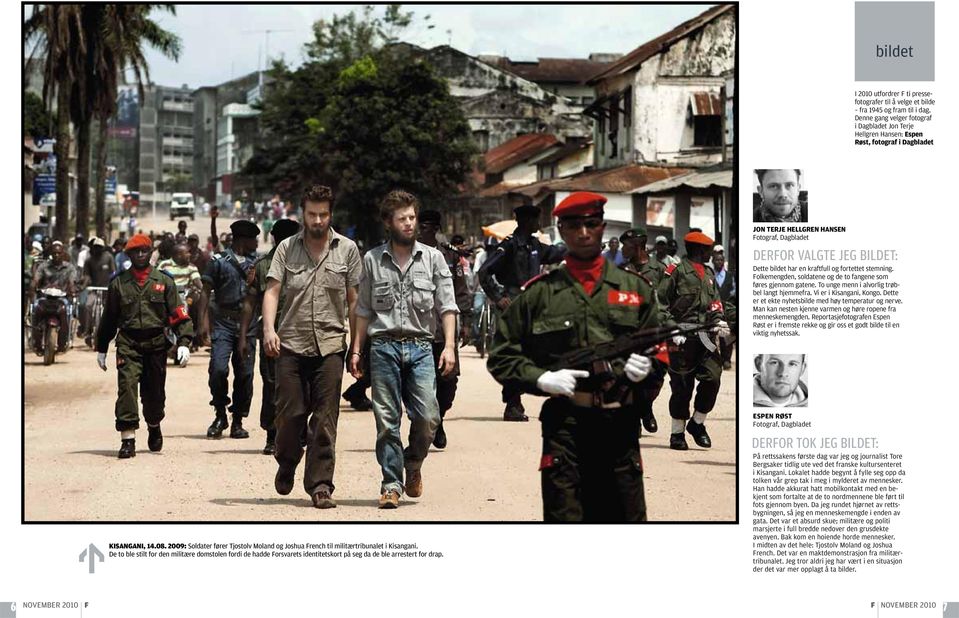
[488,57,613,84]
[690,92,723,116]
[484,134,560,175]
[530,139,592,165]
[629,169,733,194]
[587,5,735,85]
[551,164,690,193]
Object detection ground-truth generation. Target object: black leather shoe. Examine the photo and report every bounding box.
[348,395,373,411]
[230,416,249,439]
[118,438,136,459]
[686,419,712,448]
[275,464,295,495]
[147,425,163,452]
[433,422,447,449]
[642,414,658,434]
[206,412,228,438]
[263,429,276,455]
[669,432,689,451]
[503,404,529,422]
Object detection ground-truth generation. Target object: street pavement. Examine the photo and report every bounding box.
[22,211,737,522]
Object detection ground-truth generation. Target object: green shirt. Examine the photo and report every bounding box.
[657,257,725,325]
[96,267,194,352]
[487,260,660,392]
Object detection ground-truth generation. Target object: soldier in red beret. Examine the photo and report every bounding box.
[96,234,193,458]
[658,231,731,450]
[488,191,660,521]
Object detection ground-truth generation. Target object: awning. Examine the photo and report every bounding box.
[629,169,732,195]
[690,92,722,116]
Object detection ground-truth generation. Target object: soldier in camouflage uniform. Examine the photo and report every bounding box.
[238,219,302,455]
[618,227,668,434]
[96,234,193,459]
[488,192,657,522]
[658,232,731,451]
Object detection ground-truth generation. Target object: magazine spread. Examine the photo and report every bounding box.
[7,1,957,616]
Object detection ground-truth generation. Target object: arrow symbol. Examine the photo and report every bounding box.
[78,543,104,574]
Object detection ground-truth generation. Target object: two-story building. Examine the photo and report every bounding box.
[581,4,736,245]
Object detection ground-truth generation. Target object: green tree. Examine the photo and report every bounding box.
[324,55,475,242]
[22,90,53,140]
[80,5,181,238]
[245,5,472,244]
[24,4,83,242]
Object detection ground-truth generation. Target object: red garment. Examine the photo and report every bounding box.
[131,265,151,286]
[565,254,605,295]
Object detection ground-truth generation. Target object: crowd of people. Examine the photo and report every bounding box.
[25,186,737,521]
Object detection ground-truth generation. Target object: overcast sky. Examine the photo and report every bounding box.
[138,3,716,88]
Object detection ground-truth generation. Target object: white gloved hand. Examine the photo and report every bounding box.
[97,352,108,372]
[177,346,190,367]
[624,353,652,383]
[536,369,590,398]
[713,320,731,339]
[672,335,686,346]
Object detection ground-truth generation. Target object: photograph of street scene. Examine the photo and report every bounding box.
[22,3,738,522]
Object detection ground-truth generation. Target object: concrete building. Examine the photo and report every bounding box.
[137,84,195,211]
[479,54,618,109]
[579,4,736,244]
[584,5,735,170]
[397,44,593,152]
[192,71,267,205]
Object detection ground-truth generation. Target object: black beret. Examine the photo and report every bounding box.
[419,209,442,225]
[271,219,301,241]
[513,204,540,218]
[230,220,260,238]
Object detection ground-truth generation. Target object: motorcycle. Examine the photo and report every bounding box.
[32,288,74,365]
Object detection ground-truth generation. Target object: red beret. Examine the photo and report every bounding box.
[552,191,607,218]
[683,231,714,247]
[125,233,152,251]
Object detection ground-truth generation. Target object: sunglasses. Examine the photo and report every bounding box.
[558,217,604,231]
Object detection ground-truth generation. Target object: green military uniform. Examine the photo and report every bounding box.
[640,254,667,288]
[249,249,281,433]
[658,257,725,423]
[488,261,660,521]
[97,268,194,431]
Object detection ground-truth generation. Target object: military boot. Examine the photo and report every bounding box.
[503,403,529,422]
[206,409,228,438]
[147,424,163,452]
[118,438,136,459]
[263,428,276,455]
[230,415,249,439]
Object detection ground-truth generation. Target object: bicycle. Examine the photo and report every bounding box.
[476,297,498,359]
[84,287,108,348]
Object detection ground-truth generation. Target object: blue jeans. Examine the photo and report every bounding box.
[208,318,256,416]
[370,338,441,495]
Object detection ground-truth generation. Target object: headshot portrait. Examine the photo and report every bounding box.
[752,354,808,407]
[753,169,807,223]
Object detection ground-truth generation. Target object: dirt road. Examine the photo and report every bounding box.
[23,211,737,522]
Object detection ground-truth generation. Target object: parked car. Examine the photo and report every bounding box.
[170,193,196,220]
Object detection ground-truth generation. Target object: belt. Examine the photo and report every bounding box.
[570,391,633,409]
[375,334,431,343]
[120,328,166,342]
